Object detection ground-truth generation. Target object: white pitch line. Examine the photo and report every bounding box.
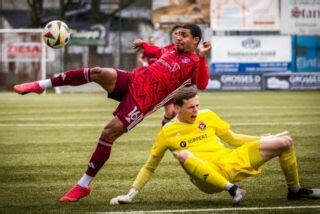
[104,205,320,214]
[0,121,320,127]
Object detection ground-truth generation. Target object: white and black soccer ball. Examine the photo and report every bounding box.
[43,20,71,49]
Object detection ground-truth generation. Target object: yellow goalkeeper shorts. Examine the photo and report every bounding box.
[212,140,263,183]
[188,141,264,193]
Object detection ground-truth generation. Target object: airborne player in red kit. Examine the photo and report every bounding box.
[134,25,182,126]
[134,25,204,126]
[13,24,211,202]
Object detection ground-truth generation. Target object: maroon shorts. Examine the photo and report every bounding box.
[109,69,144,131]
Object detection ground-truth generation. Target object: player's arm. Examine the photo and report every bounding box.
[133,39,162,58]
[193,41,211,90]
[137,53,147,67]
[132,153,164,190]
[110,131,167,205]
[110,154,164,205]
[207,110,259,147]
[218,129,260,147]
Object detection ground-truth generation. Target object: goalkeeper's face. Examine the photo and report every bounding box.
[177,95,200,124]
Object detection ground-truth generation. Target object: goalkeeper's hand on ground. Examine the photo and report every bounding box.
[260,131,289,140]
[110,188,139,205]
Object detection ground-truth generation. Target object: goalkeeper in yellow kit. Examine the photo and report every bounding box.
[110,87,320,206]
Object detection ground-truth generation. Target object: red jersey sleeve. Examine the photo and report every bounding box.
[192,57,209,90]
[141,42,162,59]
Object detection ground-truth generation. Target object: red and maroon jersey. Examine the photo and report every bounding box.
[140,52,157,66]
[139,42,176,66]
[161,43,176,54]
[129,49,202,114]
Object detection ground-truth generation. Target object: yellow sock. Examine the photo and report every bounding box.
[279,145,300,188]
[183,156,228,191]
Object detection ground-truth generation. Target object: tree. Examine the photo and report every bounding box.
[27,0,43,27]
[60,0,72,19]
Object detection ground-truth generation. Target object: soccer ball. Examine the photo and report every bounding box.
[43,20,71,49]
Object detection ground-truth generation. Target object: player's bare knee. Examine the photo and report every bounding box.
[101,119,126,142]
[280,136,293,150]
[90,67,103,80]
[177,150,193,163]
[91,66,102,73]
[100,126,121,142]
[100,129,113,142]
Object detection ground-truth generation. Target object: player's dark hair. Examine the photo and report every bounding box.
[171,24,182,34]
[181,24,202,46]
[174,87,198,106]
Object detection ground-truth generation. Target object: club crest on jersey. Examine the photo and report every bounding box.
[198,122,206,130]
[181,57,190,63]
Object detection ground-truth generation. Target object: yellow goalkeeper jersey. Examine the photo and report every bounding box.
[151,109,232,161]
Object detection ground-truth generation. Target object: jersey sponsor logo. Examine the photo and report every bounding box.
[199,122,206,130]
[158,59,171,70]
[158,59,180,73]
[125,106,141,123]
[180,140,187,148]
[181,57,190,63]
[171,63,180,72]
[187,134,208,144]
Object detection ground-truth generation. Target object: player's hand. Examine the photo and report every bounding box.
[110,188,139,205]
[110,194,133,205]
[199,41,211,58]
[133,39,144,51]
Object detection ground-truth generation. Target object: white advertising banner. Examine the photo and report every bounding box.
[210,0,280,31]
[265,73,320,90]
[3,42,55,62]
[211,36,292,72]
[281,0,320,35]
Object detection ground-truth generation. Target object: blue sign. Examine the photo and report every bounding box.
[211,62,291,73]
[292,36,320,72]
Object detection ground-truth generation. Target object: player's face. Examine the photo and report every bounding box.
[175,28,199,52]
[171,28,180,43]
[177,95,200,124]
[148,37,156,45]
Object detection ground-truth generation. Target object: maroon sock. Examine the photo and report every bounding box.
[85,139,113,177]
[50,68,91,87]
[161,113,176,127]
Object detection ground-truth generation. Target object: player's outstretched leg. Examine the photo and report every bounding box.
[60,117,126,203]
[59,184,91,202]
[59,139,112,202]
[14,68,91,95]
[177,150,246,206]
[259,134,320,201]
[14,81,45,95]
